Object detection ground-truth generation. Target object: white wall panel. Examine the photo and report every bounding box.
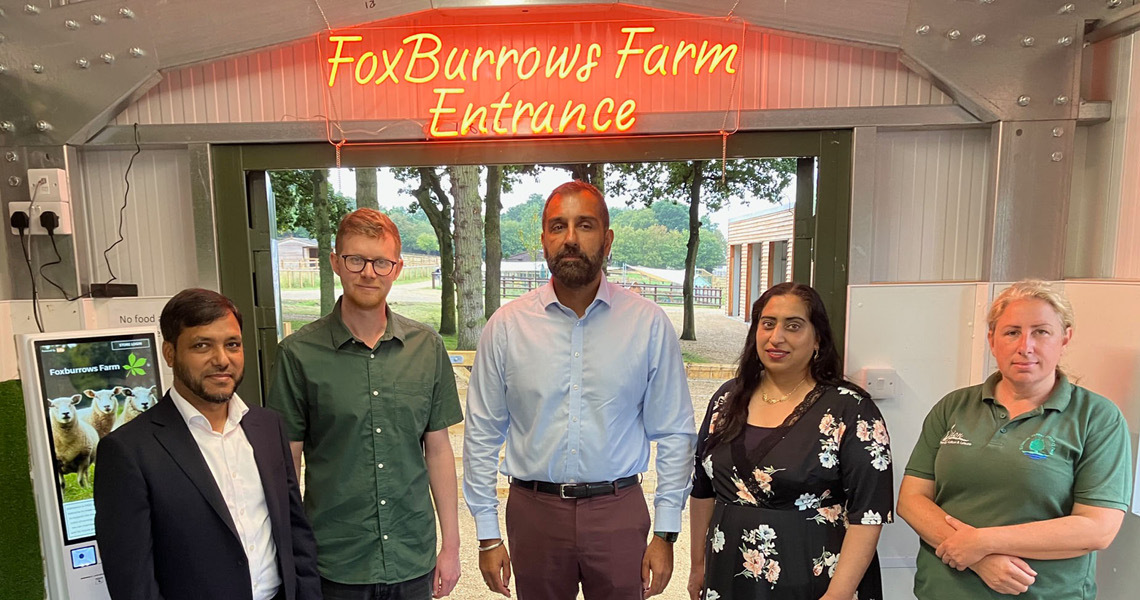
[869,129,991,283]
[73,149,198,296]
[847,281,1140,599]
[114,28,949,127]
[845,283,988,600]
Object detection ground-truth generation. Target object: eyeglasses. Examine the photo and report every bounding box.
[339,254,399,276]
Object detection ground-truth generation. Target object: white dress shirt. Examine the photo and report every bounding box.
[463,278,697,539]
[169,388,282,600]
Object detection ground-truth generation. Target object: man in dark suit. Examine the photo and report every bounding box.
[94,288,321,600]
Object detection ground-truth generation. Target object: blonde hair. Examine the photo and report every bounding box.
[986,279,1075,332]
[335,208,402,254]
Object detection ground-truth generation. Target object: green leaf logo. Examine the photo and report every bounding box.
[124,353,147,377]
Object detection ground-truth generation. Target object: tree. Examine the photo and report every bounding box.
[450,166,484,350]
[546,163,606,193]
[608,159,796,340]
[484,165,538,319]
[355,167,378,210]
[502,193,545,261]
[384,207,436,254]
[696,225,728,272]
[395,167,456,335]
[415,232,439,253]
[270,170,313,235]
[311,170,336,315]
[484,166,503,320]
[269,170,352,315]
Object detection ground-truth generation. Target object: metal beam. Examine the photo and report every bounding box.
[131,0,909,70]
[901,0,1085,122]
[984,120,1077,281]
[85,105,985,147]
[0,1,161,147]
[1087,4,1140,44]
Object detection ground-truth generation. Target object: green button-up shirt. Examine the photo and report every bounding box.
[905,372,1132,600]
[266,301,463,584]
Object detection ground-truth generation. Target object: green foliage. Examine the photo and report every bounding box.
[501,194,544,259]
[415,232,440,253]
[270,169,353,236]
[696,226,728,272]
[608,158,796,213]
[384,206,438,254]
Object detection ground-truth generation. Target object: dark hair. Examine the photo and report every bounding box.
[708,282,866,450]
[542,180,609,230]
[160,288,243,345]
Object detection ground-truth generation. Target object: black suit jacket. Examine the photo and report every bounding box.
[94,394,321,600]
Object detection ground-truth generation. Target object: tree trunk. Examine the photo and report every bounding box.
[552,163,604,187]
[681,162,703,341]
[312,170,336,315]
[355,167,378,210]
[413,167,456,335]
[484,166,503,319]
[591,163,605,195]
[450,166,485,350]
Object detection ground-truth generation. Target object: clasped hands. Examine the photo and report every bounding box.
[936,515,1037,596]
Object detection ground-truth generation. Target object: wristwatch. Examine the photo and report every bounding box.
[653,531,678,543]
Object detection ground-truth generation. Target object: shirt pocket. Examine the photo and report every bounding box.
[384,381,432,436]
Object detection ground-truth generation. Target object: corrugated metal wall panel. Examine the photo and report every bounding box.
[870,129,990,283]
[74,149,198,296]
[115,23,950,126]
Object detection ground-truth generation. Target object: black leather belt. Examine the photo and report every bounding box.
[512,474,640,499]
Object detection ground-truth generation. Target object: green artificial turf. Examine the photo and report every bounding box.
[0,379,45,600]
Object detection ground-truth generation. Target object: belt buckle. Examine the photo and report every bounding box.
[559,483,577,499]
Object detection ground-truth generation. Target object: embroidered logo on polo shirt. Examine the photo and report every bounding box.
[939,425,972,446]
[1020,434,1056,460]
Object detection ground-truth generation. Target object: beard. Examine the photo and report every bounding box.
[173,360,244,404]
[547,244,606,288]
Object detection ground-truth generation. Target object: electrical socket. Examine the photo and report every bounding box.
[7,201,72,235]
[27,168,71,204]
[33,201,73,235]
[9,202,32,235]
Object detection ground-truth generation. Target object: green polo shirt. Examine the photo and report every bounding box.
[905,372,1132,600]
[266,300,463,584]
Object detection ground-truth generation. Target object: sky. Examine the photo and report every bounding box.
[329,166,796,237]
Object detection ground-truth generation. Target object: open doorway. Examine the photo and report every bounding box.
[212,131,851,403]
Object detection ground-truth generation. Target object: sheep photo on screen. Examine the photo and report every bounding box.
[35,336,162,542]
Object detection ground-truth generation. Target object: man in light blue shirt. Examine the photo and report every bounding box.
[463,180,696,600]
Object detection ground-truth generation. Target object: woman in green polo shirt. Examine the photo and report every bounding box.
[898,280,1133,599]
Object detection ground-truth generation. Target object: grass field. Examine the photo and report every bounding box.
[61,470,93,502]
[283,298,458,350]
[279,280,718,361]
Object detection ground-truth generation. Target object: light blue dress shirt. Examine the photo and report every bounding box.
[463,278,697,539]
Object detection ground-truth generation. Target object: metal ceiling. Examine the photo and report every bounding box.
[0,0,1137,146]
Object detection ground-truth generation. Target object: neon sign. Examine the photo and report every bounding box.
[319,17,744,141]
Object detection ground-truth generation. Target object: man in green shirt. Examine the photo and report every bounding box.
[267,208,464,599]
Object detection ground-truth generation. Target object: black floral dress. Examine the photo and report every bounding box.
[692,381,895,600]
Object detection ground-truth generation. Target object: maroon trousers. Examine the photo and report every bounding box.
[506,482,652,600]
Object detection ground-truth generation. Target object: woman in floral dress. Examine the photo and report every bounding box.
[688,283,894,600]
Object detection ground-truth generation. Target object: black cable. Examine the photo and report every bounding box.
[18,227,45,333]
[100,122,141,287]
[39,229,86,301]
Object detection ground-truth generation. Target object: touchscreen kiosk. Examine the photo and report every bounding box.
[17,327,163,600]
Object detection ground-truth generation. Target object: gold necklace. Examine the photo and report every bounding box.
[760,374,809,404]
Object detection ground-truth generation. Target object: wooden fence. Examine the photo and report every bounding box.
[498,275,722,307]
